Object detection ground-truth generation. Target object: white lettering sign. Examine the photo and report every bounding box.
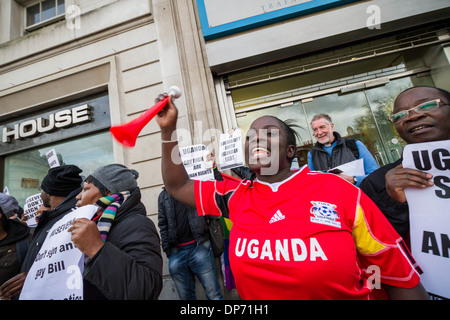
[403,140,450,299]
[23,193,43,227]
[180,144,215,181]
[2,105,91,143]
[46,148,60,168]
[19,205,98,300]
[219,128,244,170]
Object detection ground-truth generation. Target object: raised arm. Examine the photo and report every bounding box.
[156,94,196,208]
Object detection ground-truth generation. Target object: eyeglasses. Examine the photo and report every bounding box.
[389,99,443,124]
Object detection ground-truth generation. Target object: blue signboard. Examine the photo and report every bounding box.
[197,0,361,40]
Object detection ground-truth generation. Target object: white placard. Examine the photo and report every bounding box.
[403,140,450,300]
[219,128,244,170]
[20,205,98,300]
[180,144,215,181]
[46,148,60,168]
[23,193,43,227]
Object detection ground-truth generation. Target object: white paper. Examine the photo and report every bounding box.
[180,144,215,181]
[46,148,60,168]
[403,140,450,299]
[218,128,244,170]
[20,205,98,300]
[329,158,365,176]
[22,193,43,227]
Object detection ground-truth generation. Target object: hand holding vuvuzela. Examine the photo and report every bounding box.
[110,86,182,147]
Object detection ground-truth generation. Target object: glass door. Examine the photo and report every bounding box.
[301,76,436,166]
[235,74,436,168]
[301,90,385,166]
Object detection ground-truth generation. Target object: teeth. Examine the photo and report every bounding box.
[252,147,269,155]
[411,126,427,132]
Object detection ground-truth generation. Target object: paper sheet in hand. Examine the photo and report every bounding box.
[180,144,215,181]
[329,158,364,176]
[403,140,450,299]
[219,128,244,170]
[19,205,98,300]
[23,193,43,227]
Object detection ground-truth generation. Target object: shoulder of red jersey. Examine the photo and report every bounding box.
[306,170,360,189]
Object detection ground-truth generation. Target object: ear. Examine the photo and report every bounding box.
[287,145,296,160]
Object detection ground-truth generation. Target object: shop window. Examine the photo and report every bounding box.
[26,0,65,30]
[235,74,436,168]
[3,131,113,207]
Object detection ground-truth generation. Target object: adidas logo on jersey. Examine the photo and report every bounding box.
[269,210,285,224]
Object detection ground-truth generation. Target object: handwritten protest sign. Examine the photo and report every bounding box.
[23,193,43,227]
[219,128,244,170]
[20,205,98,300]
[180,144,214,181]
[403,140,450,299]
[46,148,60,168]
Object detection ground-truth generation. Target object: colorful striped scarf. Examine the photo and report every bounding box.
[94,191,130,242]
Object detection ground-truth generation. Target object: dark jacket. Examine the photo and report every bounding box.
[359,158,410,243]
[83,187,162,300]
[310,132,357,171]
[0,219,29,287]
[158,188,209,257]
[21,187,81,273]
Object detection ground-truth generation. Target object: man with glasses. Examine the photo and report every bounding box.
[360,86,450,246]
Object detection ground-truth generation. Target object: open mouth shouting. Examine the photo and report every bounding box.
[252,147,270,158]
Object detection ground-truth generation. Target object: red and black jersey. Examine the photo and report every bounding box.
[195,166,422,300]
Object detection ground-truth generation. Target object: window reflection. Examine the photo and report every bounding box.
[236,75,436,168]
[4,131,113,207]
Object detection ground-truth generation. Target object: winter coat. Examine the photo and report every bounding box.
[158,188,209,257]
[83,187,162,300]
[309,132,357,171]
[20,187,81,273]
[0,219,29,286]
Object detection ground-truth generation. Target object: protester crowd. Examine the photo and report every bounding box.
[0,85,448,300]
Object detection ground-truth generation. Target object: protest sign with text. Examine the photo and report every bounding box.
[46,148,60,168]
[180,144,214,181]
[20,205,98,300]
[403,140,450,299]
[23,193,43,227]
[218,128,244,170]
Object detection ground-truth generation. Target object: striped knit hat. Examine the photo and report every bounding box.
[94,191,130,242]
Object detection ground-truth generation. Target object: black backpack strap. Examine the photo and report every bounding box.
[344,138,360,159]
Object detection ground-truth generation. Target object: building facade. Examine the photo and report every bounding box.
[199,0,450,168]
[1,0,449,299]
[0,0,221,300]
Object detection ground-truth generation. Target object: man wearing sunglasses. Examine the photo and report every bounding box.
[360,86,450,246]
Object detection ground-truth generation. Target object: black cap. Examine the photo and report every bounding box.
[40,165,83,197]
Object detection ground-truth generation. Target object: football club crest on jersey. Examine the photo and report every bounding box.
[310,201,341,228]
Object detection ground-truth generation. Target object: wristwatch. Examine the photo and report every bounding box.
[353,176,357,185]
